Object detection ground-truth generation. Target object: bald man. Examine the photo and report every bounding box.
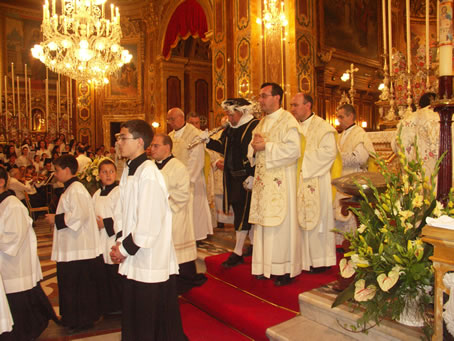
[290,93,338,273]
[167,108,213,241]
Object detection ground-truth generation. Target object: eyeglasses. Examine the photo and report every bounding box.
[258,93,274,99]
[116,135,138,142]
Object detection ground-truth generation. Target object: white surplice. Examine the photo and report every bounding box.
[92,186,120,264]
[247,109,302,278]
[155,157,197,264]
[0,272,13,335]
[299,115,337,270]
[117,158,179,283]
[170,124,213,240]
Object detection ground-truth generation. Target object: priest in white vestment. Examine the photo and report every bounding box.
[248,83,302,286]
[334,103,375,241]
[167,108,213,241]
[151,133,206,294]
[290,93,337,272]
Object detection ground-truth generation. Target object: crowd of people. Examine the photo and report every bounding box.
[0,82,378,340]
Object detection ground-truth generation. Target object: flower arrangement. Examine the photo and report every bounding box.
[77,156,110,193]
[333,131,454,339]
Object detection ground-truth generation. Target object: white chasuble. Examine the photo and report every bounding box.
[170,124,213,240]
[156,158,197,265]
[247,109,302,278]
[299,114,338,270]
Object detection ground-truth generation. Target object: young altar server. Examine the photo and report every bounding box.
[0,166,57,340]
[92,158,122,314]
[45,154,102,333]
[110,119,187,341]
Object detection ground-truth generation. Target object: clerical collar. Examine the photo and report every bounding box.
[100,182,118,196]
[343,123,356,132]
[63,177,80,191]
[0,190,14,204]
[156,155,174,170]
[127,152,148,175]
[302,113,314,123]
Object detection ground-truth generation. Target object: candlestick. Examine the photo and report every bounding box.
[46,68,49,133]
[388,0,393,77]
[4,76,7,132]
[29,78,32,131]
[406,0,411,73]
[382,0,387,55]
[17,76,20,132]
[24,64,28,128]
[11,63,15,119]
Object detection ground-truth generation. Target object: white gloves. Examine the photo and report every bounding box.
[243,175,254,191]
[199,130,210,143]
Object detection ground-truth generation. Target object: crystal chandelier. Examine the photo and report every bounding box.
[31,0,132,85]
[256,0,288,31]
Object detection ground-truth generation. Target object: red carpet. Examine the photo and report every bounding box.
[179,299,250,341]
[183,276,296,341]
[204,253,340,312]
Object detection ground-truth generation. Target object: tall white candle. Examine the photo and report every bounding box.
[426,0,430,76]
[66,78,69,131]
[383,0,387,55]
[388,0,393,76]
[69,78,72,119]
[17,76,20,132]
[11,63,15,118]
[24,64,28,126]
[439,1,453,76]
[4,76,7,131]
[406,0,411,73]
[29,78,32,130]
[46,68,49,133]
[57,73,60,133]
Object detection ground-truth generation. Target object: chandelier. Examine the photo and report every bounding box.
[256,0,288,31]
[31,0,132,85]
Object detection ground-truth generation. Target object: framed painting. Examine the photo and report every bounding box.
[319,0,381,67]
[106,38,142,100]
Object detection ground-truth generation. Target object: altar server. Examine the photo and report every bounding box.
[110,119,186,341]
[92,158,122,314]
[45,154,102,333]
[0,166,57,340]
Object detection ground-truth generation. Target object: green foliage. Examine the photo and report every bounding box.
[334,129,453,339]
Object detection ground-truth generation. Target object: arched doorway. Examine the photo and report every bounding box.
[160,0,213,131]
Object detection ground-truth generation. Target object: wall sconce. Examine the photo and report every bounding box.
[361,121,367,128]
[152,122,160,128]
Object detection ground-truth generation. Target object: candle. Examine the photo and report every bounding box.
[388,0,393,76]
[439,1,453,76]
[29,78,32,130]
[52,0,56,16]
[66,78,69,131]
[24,64,28,124]
[4,76,7,132]
[110,4,114,19]
[61,0,64,14]
[102,1,105,18]
[383,0,387,55]
[437,0,440,42]
[57,73,60,133]
[69,78,72,119]
[406,0,411,73]
[17,76,20,132]
[46,68,49,133]
[11,63,15,118]
[426,0,430,77]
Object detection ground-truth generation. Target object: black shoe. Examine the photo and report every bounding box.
[222,253,244,268]
[254,274,267,280]
[243,244,253,257]
[309,266,331,274]
[274,274,292,287]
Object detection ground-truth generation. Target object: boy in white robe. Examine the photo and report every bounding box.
[45,154,103,333]
[92,158,122,314]
[0,167,57,339]
[110,119,186,341]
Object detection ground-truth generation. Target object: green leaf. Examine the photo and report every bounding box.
[332,282,355,308]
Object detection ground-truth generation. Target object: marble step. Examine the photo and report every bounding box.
[296,288,424,341]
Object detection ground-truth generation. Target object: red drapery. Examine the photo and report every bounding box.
[162,0,208,60]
